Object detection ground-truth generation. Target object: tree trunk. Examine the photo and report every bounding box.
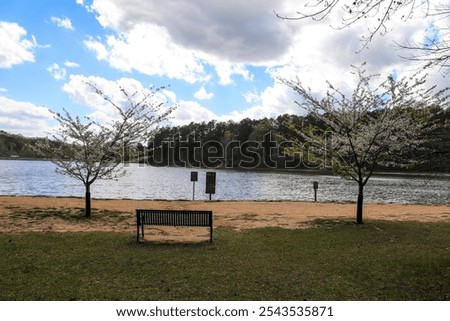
[356,182,364,224]
[85,184,92,217]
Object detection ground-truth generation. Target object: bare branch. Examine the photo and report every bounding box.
[275,0,450,70]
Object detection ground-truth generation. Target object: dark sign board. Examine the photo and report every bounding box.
[191,171,198,182]
[205,172,216,194]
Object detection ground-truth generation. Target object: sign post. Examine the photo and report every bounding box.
[190,171,198,200]
[313,181,319,202]
[205,172,216,201]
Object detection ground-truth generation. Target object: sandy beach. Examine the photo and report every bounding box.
[0,196,449,241]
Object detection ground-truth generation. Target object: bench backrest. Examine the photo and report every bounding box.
[136,209,212,227]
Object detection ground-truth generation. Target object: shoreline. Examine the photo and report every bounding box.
[1,157,449,176]
[1,194,449,206]
[0,196,449,238]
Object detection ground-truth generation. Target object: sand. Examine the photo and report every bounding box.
[0,196,449,241]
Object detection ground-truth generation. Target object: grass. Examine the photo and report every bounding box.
[0,219,449,300]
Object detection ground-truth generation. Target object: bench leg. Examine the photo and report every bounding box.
[136,211,140,243]
[136,224,140,243]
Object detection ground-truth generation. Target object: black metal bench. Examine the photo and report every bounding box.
[136,209,213,243]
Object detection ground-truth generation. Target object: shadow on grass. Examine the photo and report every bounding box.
[9,207,128,222]
[131,239,214,249]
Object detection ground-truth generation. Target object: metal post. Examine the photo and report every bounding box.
[191,171,198,201]
[206,172,216,201]
[136,210,140,243]
[313,181,319,202]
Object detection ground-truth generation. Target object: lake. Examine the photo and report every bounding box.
[0,159,449,204]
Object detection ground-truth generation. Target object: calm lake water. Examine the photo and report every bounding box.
[0,159,449,204]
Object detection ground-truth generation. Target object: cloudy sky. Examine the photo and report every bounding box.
[0,0,446,136]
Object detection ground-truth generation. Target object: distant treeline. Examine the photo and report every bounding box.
[145,107,450,172]
[0,131,48,159]
[1,106,449,172]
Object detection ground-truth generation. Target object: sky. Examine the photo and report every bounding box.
[0,0,447,137]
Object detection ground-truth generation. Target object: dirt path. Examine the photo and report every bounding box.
[1,196,449,240]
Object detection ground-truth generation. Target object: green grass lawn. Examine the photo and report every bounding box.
[0,219,449,300]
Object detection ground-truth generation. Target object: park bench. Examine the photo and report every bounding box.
[136,209,213,243]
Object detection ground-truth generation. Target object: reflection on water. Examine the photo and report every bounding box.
[0,159,449,204]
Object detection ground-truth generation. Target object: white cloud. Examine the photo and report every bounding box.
[167,79,299,126]
[223,75,300,122]
[84,36,109,60]
[0,21,36,68]
[47,61,80,82]
[51,17,75,30]
[242,90,261,104]
[0,96,54,136]
[194,86,214,100]
[84,24,209,83]
[89,0,295,63]
[47,63,66,80]
[213,61,254,85]
[269,12,435,99]
[156,90,269,126]
[64,61,80,68]
[162,88,177,104]
[258,81,299,115]
[62,75,215,127]
[62,75,174,124]
[170,101,218,126]
[84,0,297,84]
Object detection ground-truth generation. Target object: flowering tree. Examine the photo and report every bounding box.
[280,65,449,223]
[37,83,175,217]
